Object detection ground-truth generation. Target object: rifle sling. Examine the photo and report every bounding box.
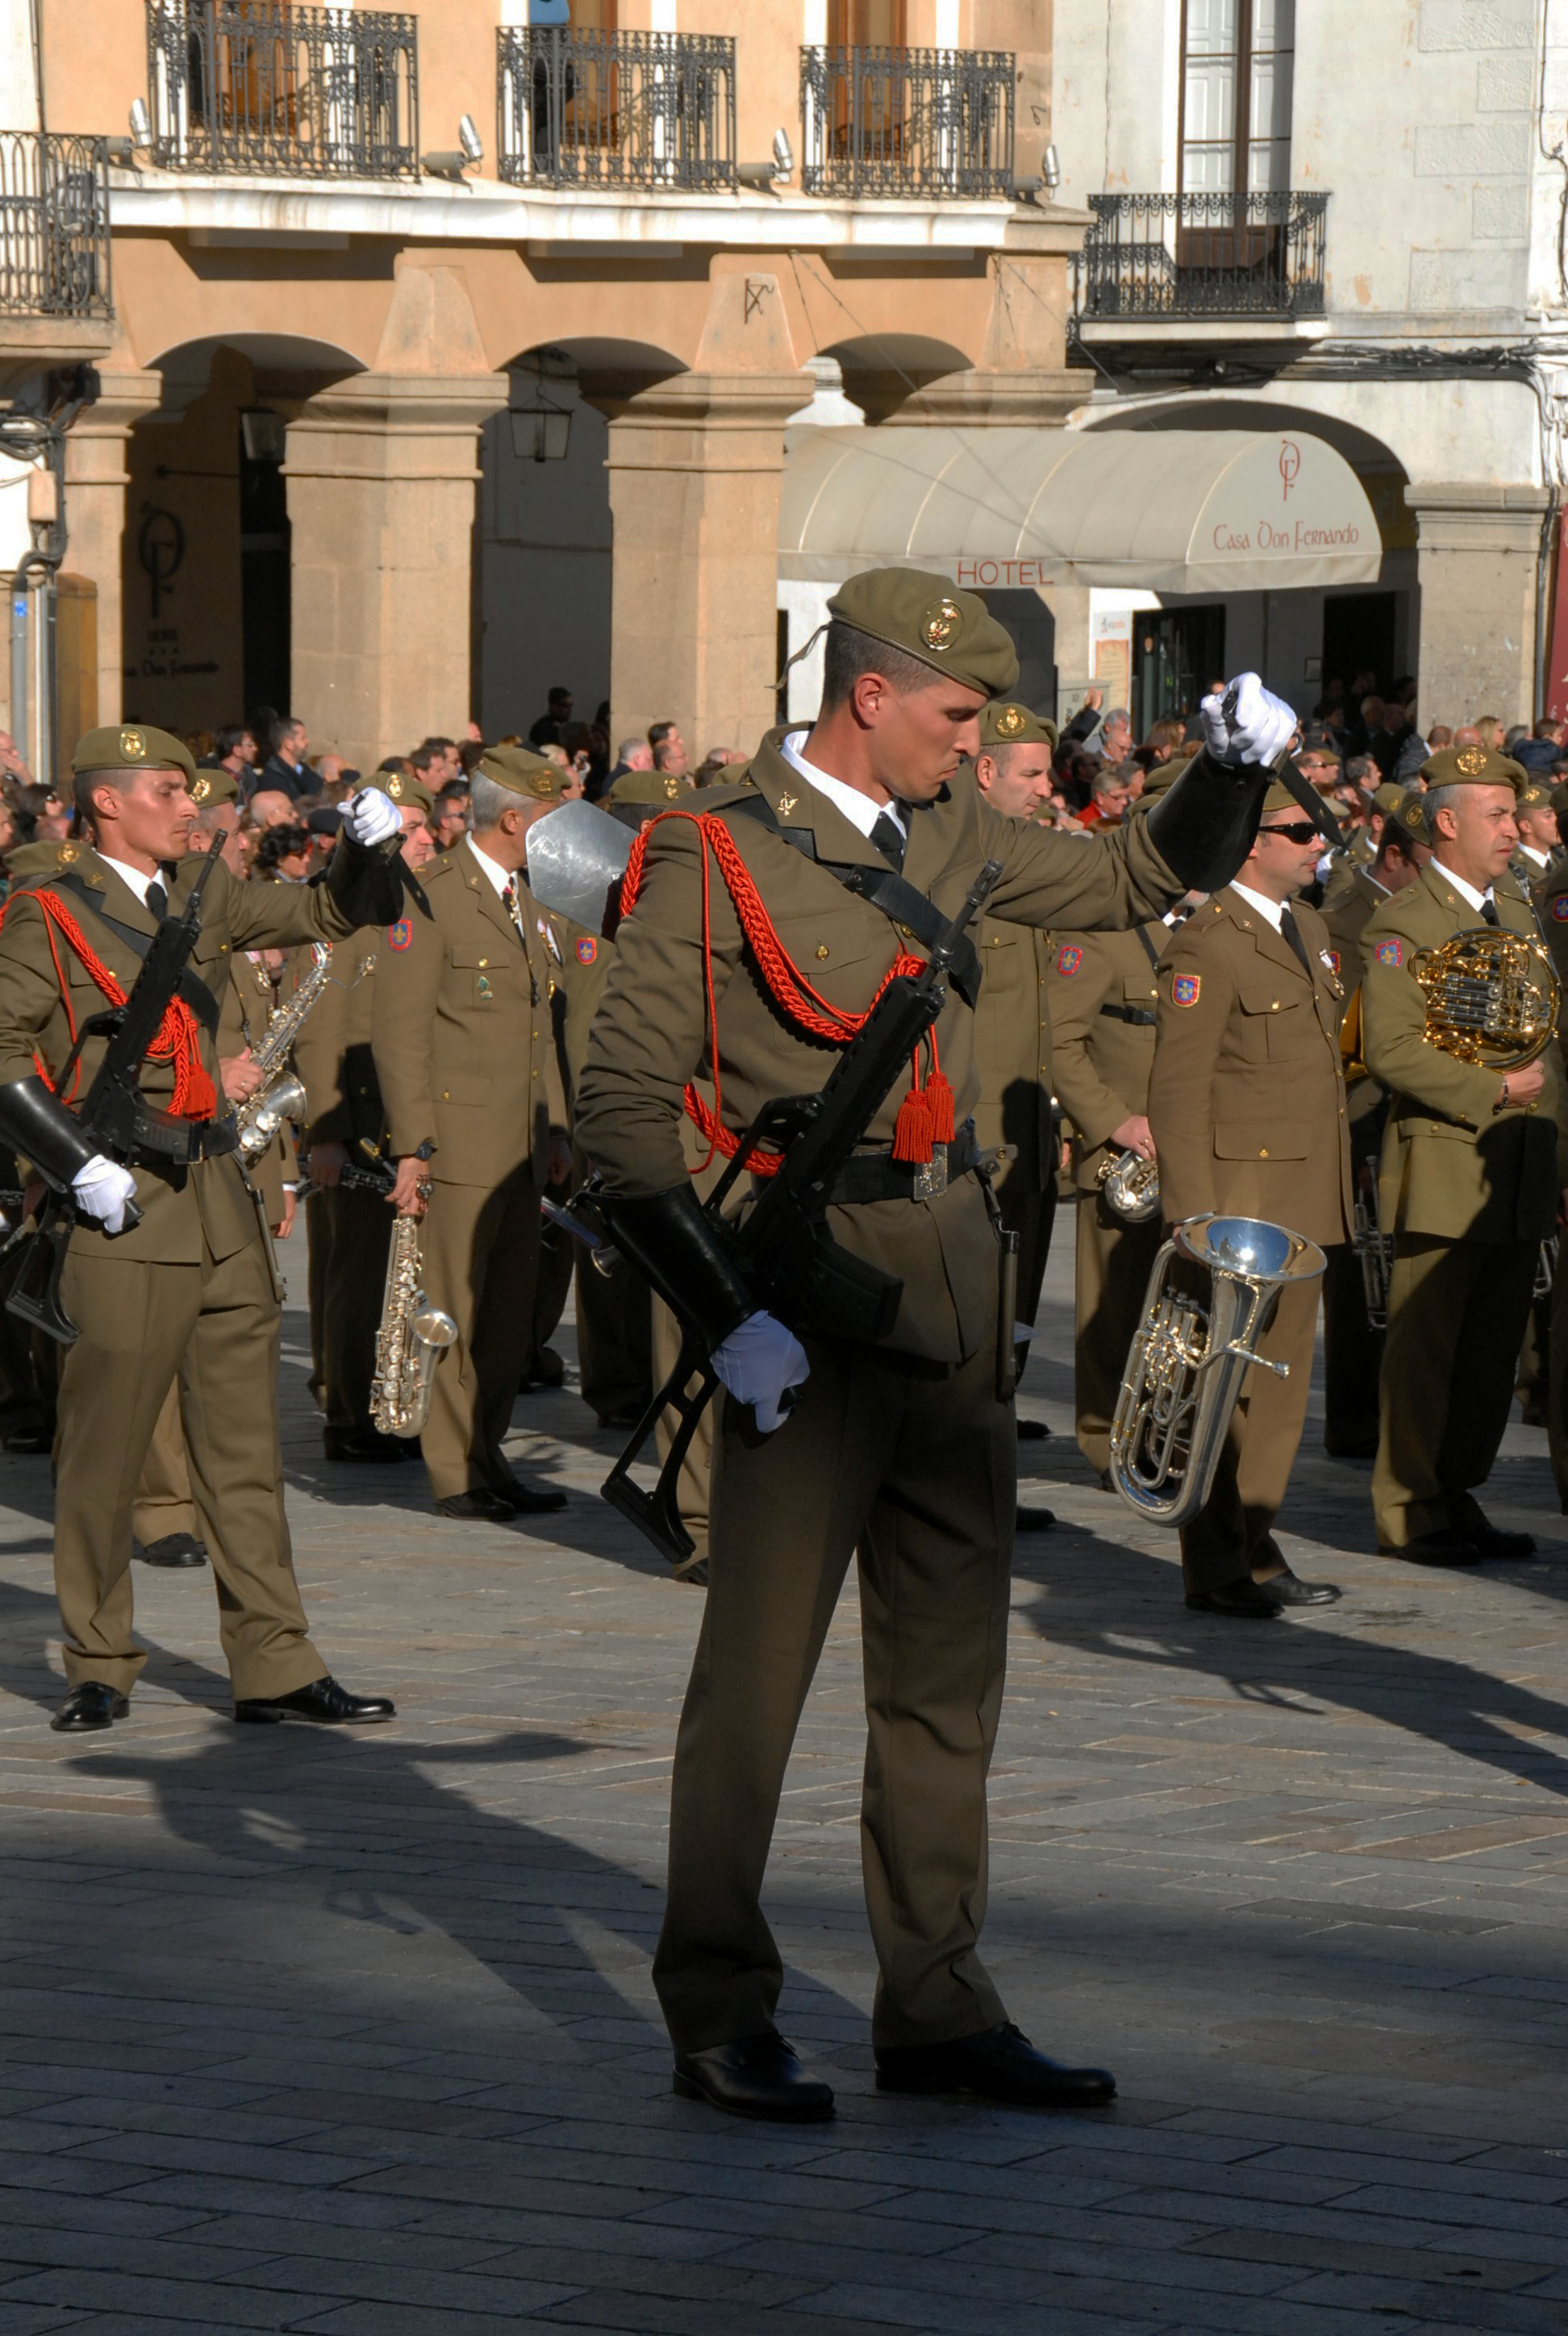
[726,793,982,1007]
[50,874,223,1036]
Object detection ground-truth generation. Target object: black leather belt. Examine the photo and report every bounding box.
[1099,1002,1157,1027]
[829,1124,979,1204]
[131,1119,240,1170]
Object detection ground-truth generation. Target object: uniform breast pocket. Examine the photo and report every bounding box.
[1236,976,1303,1062]
[771,908,890,1016]
[449,946,514,1007]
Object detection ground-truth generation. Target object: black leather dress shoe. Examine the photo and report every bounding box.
[323,1429,408,1463]
[1381,1529,1481,1567]
[876,2022,1116,2109]
[673,2034,833,2122]
[51,1682,128,1733]
[1465,1521,1537,1560]
[136,1533,207,1568]
[435,1489,516,1521]
[1185,1576,1285,1617]
[3,1423,51,1454]
[1256,1564,1341,1607]
[1015,1506,1056,1533]
[234,1675,395,1725]
[1016,1418,1052,1441]
[494,1476,569,1516]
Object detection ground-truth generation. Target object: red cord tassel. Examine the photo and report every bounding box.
[890,1060,934,1164]
[925,1068,956,1145]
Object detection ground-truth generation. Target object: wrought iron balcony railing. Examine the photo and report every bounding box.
[1075,190,1329,323]
[498,27,736,191]
[799,45,1014,200]
[0,133,111,319]
[146,2,419,178]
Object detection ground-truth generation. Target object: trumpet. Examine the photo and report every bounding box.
[1097,1146,1160,1223]
[1352,1188,1393,1331]
[370,1208,458,1438]
[1110,1214,1326,1528]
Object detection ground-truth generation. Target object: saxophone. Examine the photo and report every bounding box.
[235,941,333,1162]
[371,1207,458,1437]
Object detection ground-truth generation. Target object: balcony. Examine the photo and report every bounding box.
[1075,190,1328,326]
[0,133,111,320]
[145,1,419,179]
[799,46,1013,201]
[497,27,736,193]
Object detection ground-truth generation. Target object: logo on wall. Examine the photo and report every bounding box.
[1278,440,1302,504]
[138,503,186,619]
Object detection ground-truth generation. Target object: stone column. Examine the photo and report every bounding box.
[283,262,507,768]
[61,366,164,731]
[1407,484,1551,728]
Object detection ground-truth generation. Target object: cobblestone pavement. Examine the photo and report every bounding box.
[0,1216,1566,2336]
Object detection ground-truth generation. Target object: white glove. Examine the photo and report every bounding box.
[1199,672,1296,768]
[340,788,400,849]
[71,1154,138,1235]
[712,1309,809,1434]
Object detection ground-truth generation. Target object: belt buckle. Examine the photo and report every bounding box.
[911,1143,948,1201]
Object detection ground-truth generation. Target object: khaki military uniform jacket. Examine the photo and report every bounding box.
[371,836,565,1190]
[1540,855,1568,994]
[0,841,368,1263]
[574,736,1186,1364]
[290,935,383,1153]
[971,915,1053,1192]
[1320,865,1393,1141]
[1362,860,1568,1243]
[1147,886,1353,1249]
[1045,920,1169,1194]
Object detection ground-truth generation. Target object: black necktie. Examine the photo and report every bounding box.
[1481,897,1500,926]
[146,878,168,923]
[870,811,906,871]
[1279,903,1312,973]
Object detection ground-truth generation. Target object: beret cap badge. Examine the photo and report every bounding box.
[995,703,1026,738]
[1456,747,1487,775]
[920,599,962,652]
[190,774,211,803]
[387,774,405,799]
[119,727,146,760]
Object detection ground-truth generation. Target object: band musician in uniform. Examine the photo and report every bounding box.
[1147,776,1353,1617]
[0,724,407,1733]
[573,568,1299,2122]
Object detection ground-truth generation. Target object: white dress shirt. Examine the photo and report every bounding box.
[98,854,163,909]
[1229,878,1287,934]
[1430,859,1494,915]
[780,729,906,843]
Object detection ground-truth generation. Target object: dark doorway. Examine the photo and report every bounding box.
[240,415,290,715]
[1133,603,1225,736]
[1322,590,1395,703]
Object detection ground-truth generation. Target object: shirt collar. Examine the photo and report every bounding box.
[1431,857,1492,913]
[780,728,905,841]
[1229,878,1287,934]
[98,853,161,909]
[465,834,512,899]
[1520,843,1553,870]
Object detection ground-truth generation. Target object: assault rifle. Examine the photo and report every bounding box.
[557,857,1003,1566]
[6,832,231,1345]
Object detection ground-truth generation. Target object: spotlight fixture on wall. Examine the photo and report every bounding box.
[423,115,484,177]
[108,96,153,163]
[740,127,794,193]
[1011,143,1061,204]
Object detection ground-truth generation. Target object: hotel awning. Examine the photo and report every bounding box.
[778,423,1382,595]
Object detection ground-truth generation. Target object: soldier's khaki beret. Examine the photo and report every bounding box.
[362,767,435,818]
[478,743,567,803]
[1370,782,1406,817]
[1552,782,1568,821]
[1391,788,1429,841]
[978,701,1057,753]
[1420,742,1524,793]
[608,767,690,807]
[1518,779,1556,812]
[828,567,1019,698]
[186,763,240,809]
[4,839,78,879]
[73,724,197,789]
[1132,762,1182,809]
[1257,767,1326,819]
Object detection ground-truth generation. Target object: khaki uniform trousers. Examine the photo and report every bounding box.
[307,1183,393,1435]
[417,1166,543,1501]
[132,1381,199,1545]
[1073,1187,1161,1476]
[1179,1275,1323,1596]
[1374,1235,1537,1549]
[55,1226,324,1700]
[652,1333,1015,2057]
[650,1293,714,1565]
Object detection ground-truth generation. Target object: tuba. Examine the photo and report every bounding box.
[1111,1215,1326,1528]
[1352,1187,1393,1331]
[1097,1147,1161,1223]
[370,1212,458,1437]
[1410,926,1558,1071]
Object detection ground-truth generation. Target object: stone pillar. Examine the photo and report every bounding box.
[1407,484,1551,728]
[61,366,164,732]
[284,263,507,769]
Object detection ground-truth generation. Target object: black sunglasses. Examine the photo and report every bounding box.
[1259,820,1324,845]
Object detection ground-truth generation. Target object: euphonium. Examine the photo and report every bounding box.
[1352,1187,1393,1331]
[1097,1147,1161,1223]
[1110,1215,1327,1528]
[236,942,333,1162]
[370,1212,458,1437]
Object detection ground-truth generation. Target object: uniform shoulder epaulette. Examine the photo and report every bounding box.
[422,853,459,882]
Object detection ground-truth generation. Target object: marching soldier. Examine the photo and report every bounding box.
[1362,744,1568,1563]
[1316,794,1429,1458]
[0,724,405,1732]
[1512,780,1560,905]
[372,745,571,1521]
[1045,769,1185,1482]
[572,566,1298,2120]
[970,699,1060,1509]
[1148,775,1352,1616]
[294,769,437,1462]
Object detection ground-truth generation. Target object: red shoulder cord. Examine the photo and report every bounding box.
[619,809,953,1176]
[0,889,216,1120]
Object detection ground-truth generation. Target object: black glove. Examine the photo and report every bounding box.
[597,1183,752,1352]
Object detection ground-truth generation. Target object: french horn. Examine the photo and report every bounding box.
[1410,927,1558,1072]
